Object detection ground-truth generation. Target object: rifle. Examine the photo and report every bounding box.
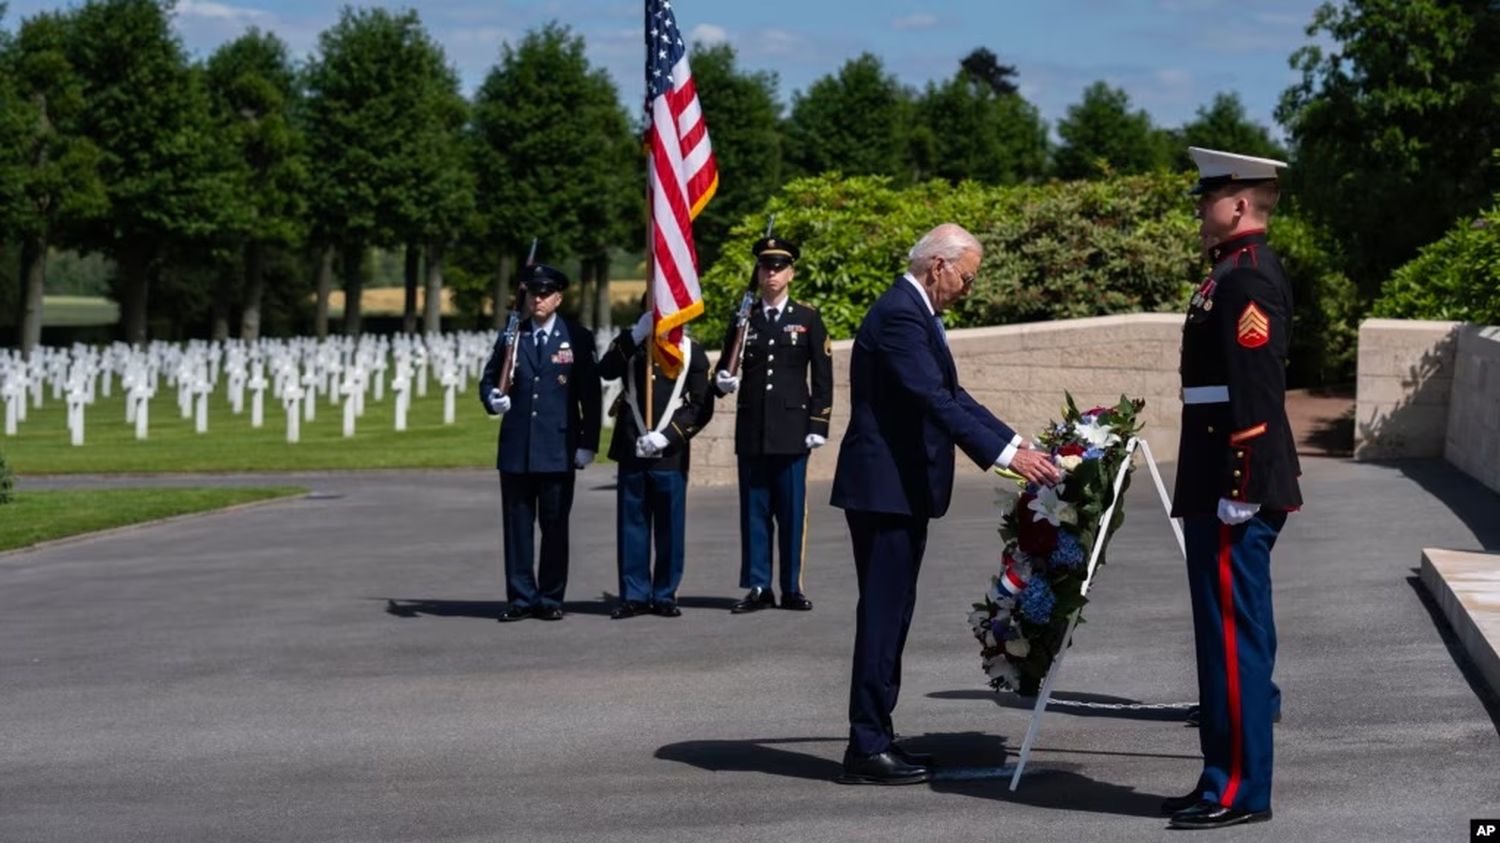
[724,214,776,377]
[496,238,539,395]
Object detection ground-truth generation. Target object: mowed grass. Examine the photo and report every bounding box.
[41,296,119,327]
[0,486,305,551]
[1,381,504,474]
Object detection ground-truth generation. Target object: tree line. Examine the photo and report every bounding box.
[1,0,1496,352]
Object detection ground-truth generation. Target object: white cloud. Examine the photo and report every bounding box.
[892,13,938,31]
[690,23,729,45]
[175,1,268,22]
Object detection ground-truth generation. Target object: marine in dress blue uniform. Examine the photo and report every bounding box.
[597,309,713,619]
[712,236,833,613]
[1165,148,1302,831]
[828,224,1061,785]
[479,265,602,622]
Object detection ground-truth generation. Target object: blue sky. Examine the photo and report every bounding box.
[4,0,1329,135]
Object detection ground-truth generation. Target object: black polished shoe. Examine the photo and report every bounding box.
[731,587,776,614]
[534,605,564,621]
[652,601,682,617]
[498,605,531,622]
[1168,801,1272,830]
[1160,792,1202,816]
[780,592,814,611]
[835,749,931,785]
[891,744,933,767]
[610,601,648,620]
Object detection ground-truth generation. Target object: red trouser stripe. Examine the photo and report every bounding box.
[1218,522,1244,807]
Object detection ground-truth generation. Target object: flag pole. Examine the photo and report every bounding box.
[643,156,655,431]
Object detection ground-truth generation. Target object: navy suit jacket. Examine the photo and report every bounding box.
[830,277,1017,519]
[479,316,602,474]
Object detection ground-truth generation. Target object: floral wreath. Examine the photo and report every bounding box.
[970,394,1145,696]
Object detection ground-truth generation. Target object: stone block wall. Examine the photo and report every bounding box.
[1354,319,1462,460]
[1445,326,1500,493]
[690,313,1186,487]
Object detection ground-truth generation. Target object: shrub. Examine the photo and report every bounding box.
[1372,196,1500,326]
[1272,212,1359,386]
[0,452,13,505]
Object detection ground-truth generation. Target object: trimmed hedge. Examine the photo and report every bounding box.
[697,172,1202,344]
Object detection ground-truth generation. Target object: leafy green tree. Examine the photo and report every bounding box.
[1180,92,1286,161]
[783,53,914,182]
[1277,0,1500,295]
[66,0,236,344]
[471,24,635,328]
[204,29,308,341]
[688,42,782,274]
[1054,81,1169,179]
[304,7,458,336]
[910,51,1048,185]
[1,10,107,354]
[1373,191,1500,325]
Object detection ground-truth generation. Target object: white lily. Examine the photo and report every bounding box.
[1076,418,1121,449]
[1005,637,1031,658]
[1027,483,1078,527]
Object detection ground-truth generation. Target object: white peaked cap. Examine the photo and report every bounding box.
[1188,147,1287,194]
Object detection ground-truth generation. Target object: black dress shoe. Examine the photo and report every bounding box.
[610,601,648,620]
[780,592,814,611]
[1160,791,1202,815]
[891,744,933,766]
[534,605,564,621]
[731,587,776,614]
[498,605,531,622]
[835,749,931,785]
[652,601,682,617]
[1168,800,1272,830]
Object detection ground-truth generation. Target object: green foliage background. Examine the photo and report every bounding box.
[1372,195,1500,325]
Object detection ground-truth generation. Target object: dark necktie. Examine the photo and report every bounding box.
[934,315,948,347]
[766,307,779,324]
[533,329,547,365]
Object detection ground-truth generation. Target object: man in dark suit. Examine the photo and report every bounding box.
[597,305,713,620]
[712,235,833,614]
[1162,148,1301,831]
[480,264,602,622]
[830,223,1061,785]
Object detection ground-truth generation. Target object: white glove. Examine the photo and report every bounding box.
[573,449,594,470]
[487,390,510,416]
[1217,497,1260,525]
[716,370,740,394]
[804,433,826,450]
[630,312,653,345]
[635,431,669,458]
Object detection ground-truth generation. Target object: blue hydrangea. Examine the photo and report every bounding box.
[1083,447,1105,460]
[1050,532,1085,569]
[1018,579,1056,624]
[1080,413,1097,426]
[990,618,1017,640]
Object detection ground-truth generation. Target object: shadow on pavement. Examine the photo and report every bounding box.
[382,593,741,619]
[657,732,1166,818]
[928,689,1195,723]
[1382,458,1500,551]
[1405,575,1500,737]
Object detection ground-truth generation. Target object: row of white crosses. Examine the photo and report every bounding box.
[0,332,497,447]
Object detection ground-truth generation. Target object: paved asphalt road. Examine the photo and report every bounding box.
[5,457,1498,842]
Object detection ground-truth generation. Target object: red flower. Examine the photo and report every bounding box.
[1056,443,1085,457]
[1015,497,1058,557]
[1086,405,1112,417]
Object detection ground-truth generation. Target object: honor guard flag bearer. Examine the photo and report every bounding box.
[645,0,718,377]
[1165,146,1301,831]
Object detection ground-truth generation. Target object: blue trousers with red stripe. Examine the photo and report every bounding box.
[1183,511,1286,813]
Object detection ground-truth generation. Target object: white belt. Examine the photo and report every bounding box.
[1182,385,1229,404]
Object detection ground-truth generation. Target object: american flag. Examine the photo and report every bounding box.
[645,0,717,377]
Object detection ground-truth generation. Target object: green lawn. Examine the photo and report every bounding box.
[0,486,305,551]
[41,296,119,327]
[1,382,507,474]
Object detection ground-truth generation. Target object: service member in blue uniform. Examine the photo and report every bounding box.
[597,306,713,620]
[712,236,833,614]
[1163,148,1302,831]
[480,264,602,622]
[829,224,1060,785]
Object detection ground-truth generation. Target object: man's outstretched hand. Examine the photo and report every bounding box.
[1009,447,1062,487]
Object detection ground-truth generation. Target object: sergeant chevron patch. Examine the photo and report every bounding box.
[1237,302,1270,348]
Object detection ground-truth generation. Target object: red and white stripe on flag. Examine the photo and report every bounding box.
[646,0,717,377]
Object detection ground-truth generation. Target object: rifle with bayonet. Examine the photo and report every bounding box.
[724,214,776,377]
[496,238,539,395]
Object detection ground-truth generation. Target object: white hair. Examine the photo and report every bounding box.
[906,223,982,276]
